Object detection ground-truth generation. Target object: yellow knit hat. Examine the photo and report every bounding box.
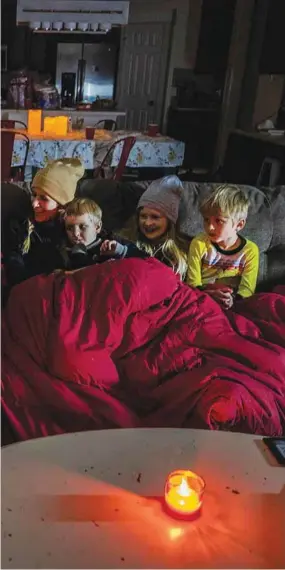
[32,158,85,206]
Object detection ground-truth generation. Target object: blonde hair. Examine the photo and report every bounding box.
[200,184,250,221]
[121,212,187,281]
[64,197,102,223]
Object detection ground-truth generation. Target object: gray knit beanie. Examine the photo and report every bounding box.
[137,175,183,224]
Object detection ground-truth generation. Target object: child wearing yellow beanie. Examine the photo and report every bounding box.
[5,159,85,288]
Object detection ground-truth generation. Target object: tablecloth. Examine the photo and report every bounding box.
[12,132,185,176]
[12,140,96,170]
[110,132,185,168]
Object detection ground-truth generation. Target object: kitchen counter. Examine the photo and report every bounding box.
[233,128,285,147]
[1,108,126,128]
[222,129,285,185]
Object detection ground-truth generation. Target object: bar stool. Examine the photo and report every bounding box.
[256,157,281,187]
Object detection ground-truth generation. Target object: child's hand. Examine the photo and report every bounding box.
[205,286,233,310]
[100,240,118,255]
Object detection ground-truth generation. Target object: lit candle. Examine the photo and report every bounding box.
[44,117,56,135]
[54,116,68,136]
[44,116,68,136]
[164,470,205,519]
[28,110,42,134]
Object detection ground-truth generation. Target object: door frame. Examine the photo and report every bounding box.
[213,0,256,171]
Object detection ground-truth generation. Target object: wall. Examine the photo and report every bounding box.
[184,0,203,69]
[253,74,285,127]
[260,0,285,74]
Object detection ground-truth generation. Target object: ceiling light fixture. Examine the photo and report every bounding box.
[29,21,40,30]
[78,22,89,31]
[53,21,63,31]
[42,21,51,30]
[65,22,76,31]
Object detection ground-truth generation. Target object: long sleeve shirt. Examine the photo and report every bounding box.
[187,233,259,298]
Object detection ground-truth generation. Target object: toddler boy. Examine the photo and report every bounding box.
[60,197,144,270]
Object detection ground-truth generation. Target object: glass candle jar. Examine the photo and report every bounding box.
[164,470,205,519]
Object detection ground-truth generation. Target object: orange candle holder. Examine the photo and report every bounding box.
[164,470,205,520]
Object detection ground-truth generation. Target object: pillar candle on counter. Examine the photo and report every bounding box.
[28,110,42,134]
[54,116,68,136]
[44,116,68,136]
[44,117,57,135]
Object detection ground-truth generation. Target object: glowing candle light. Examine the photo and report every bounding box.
[28,110,42,134]
[164,470,205,519]
[44,117,56,135]
[44,116,68,136]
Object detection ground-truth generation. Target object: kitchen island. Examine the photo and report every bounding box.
[1,108,126,129]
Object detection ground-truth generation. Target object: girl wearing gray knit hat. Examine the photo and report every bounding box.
[101,176,187,279]
[126,175,187,280]
[134,176,187,279]
[137,175,183,225]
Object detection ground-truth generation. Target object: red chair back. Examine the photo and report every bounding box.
[1,129,16,181]
[1,120,27,130]
[1,120,15,129]
[94,136,136,181]
[113,136,136,180]
[1,129,30,182]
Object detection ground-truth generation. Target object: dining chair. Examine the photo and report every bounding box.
[1,129,30,182]
[94,119,117,132]
[1,119,27,130]
[93,136,136,181]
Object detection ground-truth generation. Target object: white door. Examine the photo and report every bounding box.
[116,23,171,131]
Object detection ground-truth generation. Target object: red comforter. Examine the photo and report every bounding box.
[2,258,285,441]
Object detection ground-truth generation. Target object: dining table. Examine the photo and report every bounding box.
[11,129,185,180]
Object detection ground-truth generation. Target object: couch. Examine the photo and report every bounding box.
[76,178,285,290]
[2,179,285,290]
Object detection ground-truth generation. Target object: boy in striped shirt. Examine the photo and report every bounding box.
[187,185,259,309]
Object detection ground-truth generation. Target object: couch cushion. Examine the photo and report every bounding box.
[177,182,273,254]
[262,186,285,249]
[266,246,285,286]
[76,178,145,231]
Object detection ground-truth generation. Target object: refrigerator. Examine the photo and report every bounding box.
[55,43,117,106]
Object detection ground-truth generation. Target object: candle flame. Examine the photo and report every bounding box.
[178,477,191,497]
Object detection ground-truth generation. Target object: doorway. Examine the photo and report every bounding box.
[116,23,171,131]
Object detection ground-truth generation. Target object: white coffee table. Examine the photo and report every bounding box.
[2,428,285,569]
